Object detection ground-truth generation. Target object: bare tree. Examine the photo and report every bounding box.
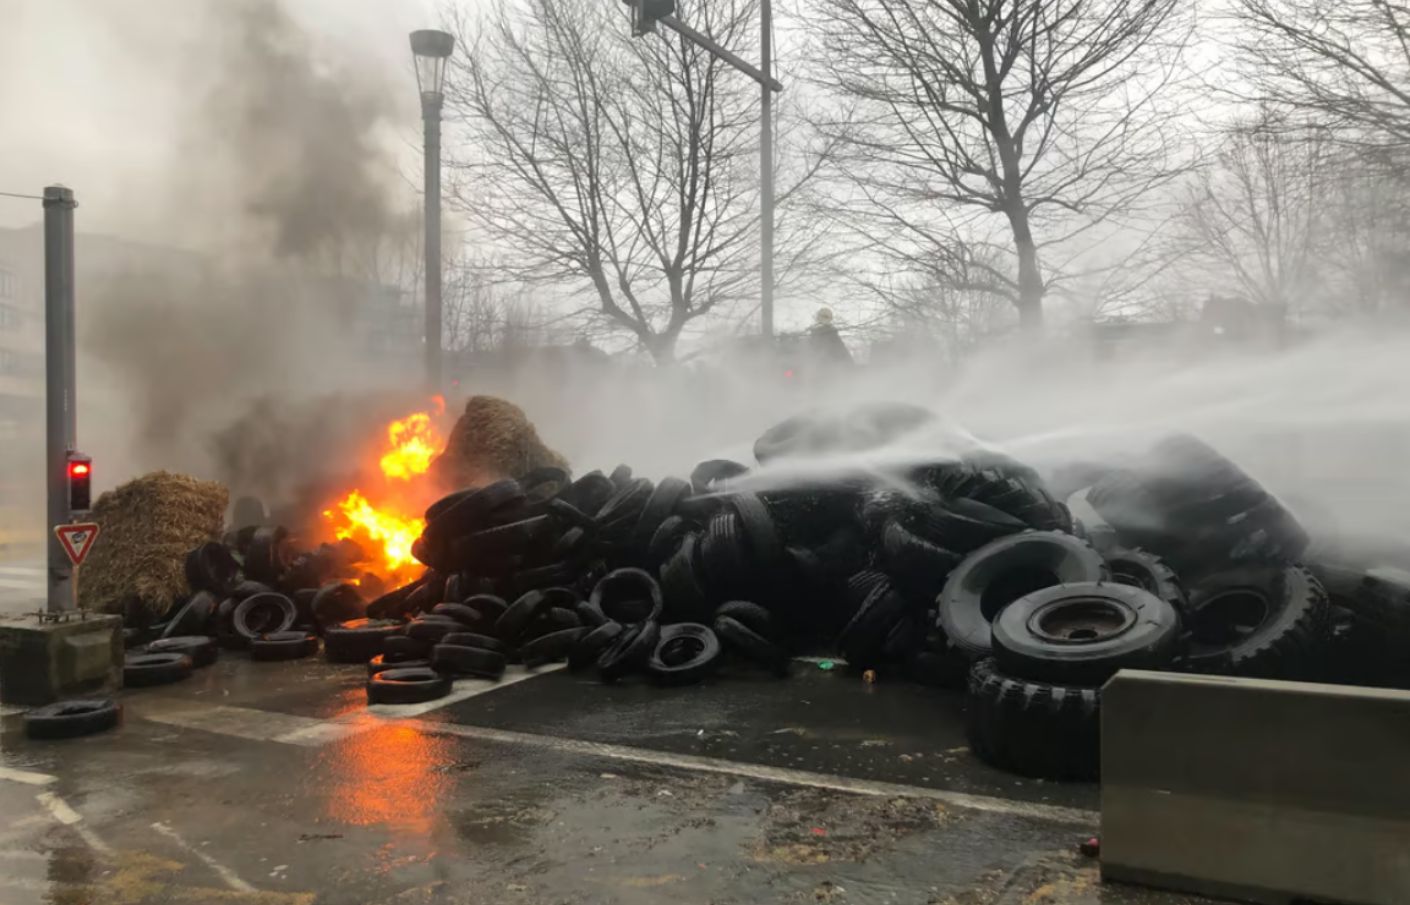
[808,0,1190,329]
[1231,0,1410,156]
[444,0,817,363]
[1177,112,1328,327]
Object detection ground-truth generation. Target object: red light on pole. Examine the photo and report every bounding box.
[66,451,92,512]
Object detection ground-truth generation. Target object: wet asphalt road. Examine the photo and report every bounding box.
[0,653,1223,905]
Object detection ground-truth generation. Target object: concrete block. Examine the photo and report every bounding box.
[1101,670,1410,905]
[0,612,123,705]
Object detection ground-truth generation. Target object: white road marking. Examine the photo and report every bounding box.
[141,665,563,744]
[415,722,1097,825]
[0,766,56,786]
[150,821,255,893]
[36,792,112,854]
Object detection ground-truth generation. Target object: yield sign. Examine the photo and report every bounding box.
[55,522,101,566]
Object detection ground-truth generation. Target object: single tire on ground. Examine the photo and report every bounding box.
[146,635,219,668]
[367,667,453,704]
[432,643,508,679]
[323,618,405,664]
[250,631,319,662]
[966,658,1100,781]
[124,652,193,687]
[24,699,123,740]
[646,623,723,685]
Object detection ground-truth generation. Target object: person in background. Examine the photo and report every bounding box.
[806,307,854,368]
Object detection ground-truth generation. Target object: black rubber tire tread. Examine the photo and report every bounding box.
[383,634,430,659]
[569,621,624,671]
[837,582,911,668]
[431,643,508,679]
[162,591,218,639]
[250,631,319,661]
[367,667,453,704]
[432,602,493,629]
[232,592,297,641]
[966,659,1100,782]
[520,607,584,643]
[146,636,218,669]
[510,562,579,595]
[690,460,749,494]
[596,478,653,525]
[714,600,775,639]
[597,620,660,682]
[726,492,785,567]
[245,526,293,584]
[124,652,193,687]
[647,516,693,567]
[713,615,789,675]
[938,532,1108,660]
[903,648,970,690]
[455,515,556,561]
[609,464,634,487]
[323,618,404,664]
[881,521,963,604]
[24,699,122,740]
[497,590,554,643]
[442,632,507,653]
[462,594,509,622]
[660,533,710,622]
[991,582,1181,685]
[368,655,431,676]
[1182,564,1329,678]
[406,616,462,644]
[915,498,1028,552]
[589,568,665,624]
[937,467,1072,533]
[184,542,239,596]
[700,511,750,597]
[647,623,723,685]
[520,466,571,503]
[561,471,615,516]
[1338,567,1410,646]
[309,582,364,630]
[633,477,693,548]
[1102,547,1187,613]
[520,627,589,667]
[230,580,273,601]
[425,480,524,536]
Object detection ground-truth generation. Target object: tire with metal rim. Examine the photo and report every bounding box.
[1181,564,1329,679]
[146,635,218,668]
[323,618,404,663]
[991,582,1181,685]
[938,532,1108,660]
[250,631,319,661]
[124,652,193,687]
[367,667,453,704]
[647,623,723,685]
[24,699,122,740]
[966,658,1100,781]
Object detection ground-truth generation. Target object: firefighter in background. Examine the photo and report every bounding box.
[806,307,854,368]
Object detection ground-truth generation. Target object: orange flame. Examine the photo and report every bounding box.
[323,398,446,581]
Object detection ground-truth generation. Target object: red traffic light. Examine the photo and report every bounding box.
[69,462,90,478]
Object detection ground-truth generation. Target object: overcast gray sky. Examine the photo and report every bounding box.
[0,0,440,236]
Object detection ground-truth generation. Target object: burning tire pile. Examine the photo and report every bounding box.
[97,405,1410,783]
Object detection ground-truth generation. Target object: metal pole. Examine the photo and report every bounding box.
[43,186,76,614]
[422,98,444,394]
[759,0,774,339]
[658,15,784,92]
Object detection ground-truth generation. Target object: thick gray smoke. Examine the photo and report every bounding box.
[77,0,420,498]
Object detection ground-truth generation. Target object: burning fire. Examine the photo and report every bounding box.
[323,397,446,580]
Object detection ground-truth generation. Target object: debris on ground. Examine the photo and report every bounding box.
[95,403,1410,787]
[79,471,228,618]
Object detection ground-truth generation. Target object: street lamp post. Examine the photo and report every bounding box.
[410,29,455,394]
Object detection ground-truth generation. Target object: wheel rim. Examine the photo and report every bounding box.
[1029,597,1136,644]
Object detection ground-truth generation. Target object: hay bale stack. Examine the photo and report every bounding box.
[431,395,569,491]
[78,471,229,619]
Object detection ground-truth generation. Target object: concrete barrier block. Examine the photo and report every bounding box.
[1101,670,1410,905]
[0,613,122,705]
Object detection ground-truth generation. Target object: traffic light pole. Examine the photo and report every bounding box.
[43,186,77,614]
[657,16,783,92]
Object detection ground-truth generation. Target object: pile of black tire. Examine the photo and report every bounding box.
[118,532,374,688]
